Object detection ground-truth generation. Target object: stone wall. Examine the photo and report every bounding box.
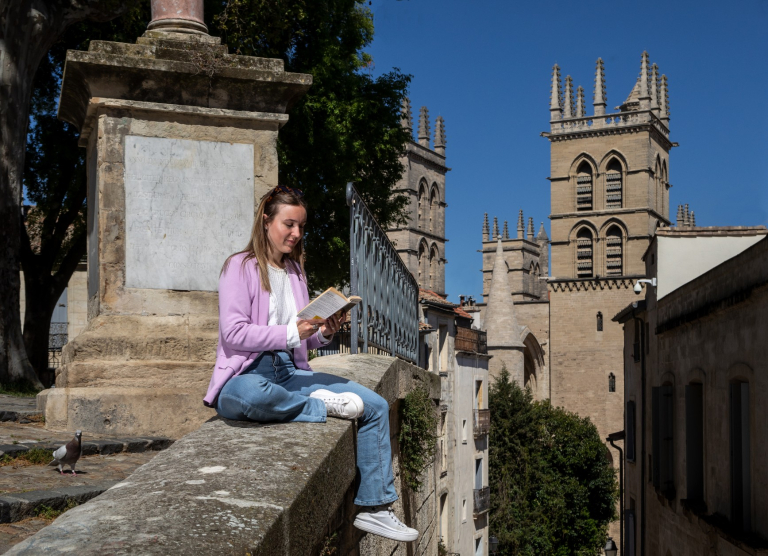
[620,236,768,556]
[10,354,441,556]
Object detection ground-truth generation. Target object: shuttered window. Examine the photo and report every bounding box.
[685,384,704,502]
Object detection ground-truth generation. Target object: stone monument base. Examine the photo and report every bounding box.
[43,315,217,438]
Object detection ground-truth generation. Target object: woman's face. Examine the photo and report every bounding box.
[265,203,307,256]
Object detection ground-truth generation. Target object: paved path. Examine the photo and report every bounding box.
[0,397,175,554]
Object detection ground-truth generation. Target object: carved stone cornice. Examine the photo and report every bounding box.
[548,276,644,292]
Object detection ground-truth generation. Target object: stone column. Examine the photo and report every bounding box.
[43,11,311,437]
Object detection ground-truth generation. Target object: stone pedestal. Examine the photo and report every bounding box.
[44,31,311,437]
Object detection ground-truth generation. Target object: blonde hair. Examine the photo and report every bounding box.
[222,187,307,292]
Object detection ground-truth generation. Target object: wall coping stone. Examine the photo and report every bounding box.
[6,354,439,555]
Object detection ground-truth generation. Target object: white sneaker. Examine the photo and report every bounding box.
[309,389,364,419]
[353,506,419,542]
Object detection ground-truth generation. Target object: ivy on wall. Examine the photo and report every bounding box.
[398,386,438,492]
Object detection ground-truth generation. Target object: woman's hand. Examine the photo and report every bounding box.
[320,311,346,339]
[297,319,323,340]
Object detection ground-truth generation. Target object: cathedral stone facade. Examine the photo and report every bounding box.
[480,52,674,442]
[386,99,448,296]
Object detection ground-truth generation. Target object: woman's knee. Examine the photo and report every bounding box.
[366,392,390,418]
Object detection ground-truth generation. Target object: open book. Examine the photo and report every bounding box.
[297,287,362,321]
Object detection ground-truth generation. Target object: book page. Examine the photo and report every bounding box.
[297,289,348,320]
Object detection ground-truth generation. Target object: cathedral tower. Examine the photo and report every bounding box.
[544,53,674,440]
[387,98,449,295]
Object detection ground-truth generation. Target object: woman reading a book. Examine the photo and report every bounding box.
[203,185,418,543]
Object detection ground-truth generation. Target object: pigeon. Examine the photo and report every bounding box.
[49,430,82,475]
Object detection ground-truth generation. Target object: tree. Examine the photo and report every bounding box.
[212,0,411,290]
[15,0,409,382]
[488,367,618,556]
[19,3,150,380]
[0,0,139,388]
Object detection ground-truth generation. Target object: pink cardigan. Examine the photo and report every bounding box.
[203,253,324,407]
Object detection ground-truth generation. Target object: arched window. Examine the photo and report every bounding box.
[417,182,427,229]
[418,241,427,285]
[576,162,593,211]
[597,311,603,331]
[661,161,668,219]
[430,187,439,233]
[605,159,623,209]
[429,245,439,290]
[534,264,541,298]
[605,225,623,276]
[576,228,593,278]
[608,372,616,392]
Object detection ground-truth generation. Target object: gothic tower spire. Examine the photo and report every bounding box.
[484,239,524,380]
[563,76,574,118]
[434,115,446,156]
[503,220,510,240]
[550,64,563,120]
[659,74,670,126]
[638,51,651,109]
[493,216,499,240]
[593,58,606,116]
[527,217,534,240]
[482,213,489,242]
[650,63,660,113]
[401,97,413,139]
[517,210,524,239]
[576,86,585,117]
[418,106,430,148]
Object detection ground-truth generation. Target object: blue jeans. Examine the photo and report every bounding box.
[216,351,398,507]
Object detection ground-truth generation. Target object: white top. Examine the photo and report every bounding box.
[267,264,330,349]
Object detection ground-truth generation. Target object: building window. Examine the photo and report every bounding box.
[626,400,636,462]
[605,225,623,276]
[475,458,483,490]
[462,498,467,522]
[418,181,427,229]
[440,410,448,473]
[576,228,593,278]
[475,536,483,556]
[462,419,468,443]
[625,500,636,556]
[418,241,427,285]
[730,380,751,532]
[439,494,448,543]
[608,372,616,393]
[685,383,704,502]
[430,186,439,234]
[430,245,439,291]
[597,311,603,331]
[652,384,675,499]
[605,159,623,208]
[576,162,593,211]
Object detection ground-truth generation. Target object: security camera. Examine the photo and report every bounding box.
[633,278,657,295]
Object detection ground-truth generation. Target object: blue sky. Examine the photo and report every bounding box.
[365,0,768,302]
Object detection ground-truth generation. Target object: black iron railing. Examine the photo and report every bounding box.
[347,183,419,363]
[473,486,490,515]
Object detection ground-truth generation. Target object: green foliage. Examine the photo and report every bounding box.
[34,499,79,520]
[0,447,52,466]
[26,0,410,300]
[489,367,618,556]
[210,0,411,291]
[398,386,437,492]
[0,380,40,397]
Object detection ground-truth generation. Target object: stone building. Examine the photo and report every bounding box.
[478,52,674,443]
[387,99,448,295]
[419,289,491,556]
[614,226,768,556]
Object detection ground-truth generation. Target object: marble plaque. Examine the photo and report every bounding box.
[124,136,254,291]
